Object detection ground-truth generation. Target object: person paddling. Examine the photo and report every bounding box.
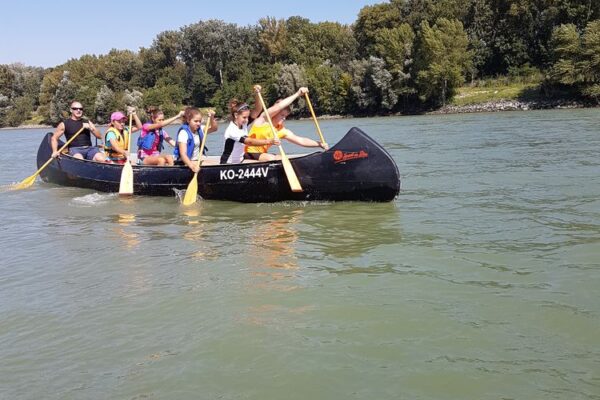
[244,87,329,162]
[137,107,184,166]
[220,85,280,164]
[174,107,218,172]
[50,101,106,162]
[104,108,142,164]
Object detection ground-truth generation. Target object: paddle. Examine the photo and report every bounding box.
[182,114,211,206]
[12,126,86,190]
[304,93,328,148]
[118,114,134,195]
[255,91,303,192]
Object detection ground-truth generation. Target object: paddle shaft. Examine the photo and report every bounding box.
[255,91,302,192]
[181,116,211,205]
[304,93,327,146]
[257,92,298,159]
[39,126,86,174]
[118,115,135,195]
[195,117,211,170]
[127,114,132,155]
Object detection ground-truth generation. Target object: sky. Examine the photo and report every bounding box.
[0,0,382,68]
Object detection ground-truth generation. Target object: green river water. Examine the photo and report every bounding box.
[0,109,598,399]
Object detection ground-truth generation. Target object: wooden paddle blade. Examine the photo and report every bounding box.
[119,161,134,195]
[12,173,38,190]
[280,151,303,192]
[182,173,199,205]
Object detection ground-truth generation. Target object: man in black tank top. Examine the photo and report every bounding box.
[51,101,107,162]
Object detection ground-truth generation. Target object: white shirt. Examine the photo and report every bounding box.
[177,129,201,161]
[222,121,249,164]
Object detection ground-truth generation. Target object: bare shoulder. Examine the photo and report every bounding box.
[53,122,66,135]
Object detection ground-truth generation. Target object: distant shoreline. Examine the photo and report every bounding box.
[2,100,596,130]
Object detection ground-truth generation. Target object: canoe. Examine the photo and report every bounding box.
[36,127,401,202]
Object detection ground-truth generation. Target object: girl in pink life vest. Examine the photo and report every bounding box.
[137,107,185,166]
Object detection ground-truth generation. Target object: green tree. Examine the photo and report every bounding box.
[464,0,494,78]
[94,85,117,124]
[306,63,349,115]
[0,94,8,127]
[49,71,78,125]
[550,20,600,102]
[0,64,44,127]
[4,96,35,127]
[180,20,259,103]
[348,57,398,113]
[549,23,582,85]
[98,49,142,91]
[122,89,144,110]
[258,17,288,62]
[0,65,14,97]
[354,2,401,56]
[580,20,600,101]
[275,64,307,97]
[414,18,472,106]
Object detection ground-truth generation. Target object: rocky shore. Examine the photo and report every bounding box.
[429,99,588,114]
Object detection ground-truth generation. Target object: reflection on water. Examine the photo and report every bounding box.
[242,208,304,295]
[113,214,139,250]
[300,202,402,259]
[249,209,302,270]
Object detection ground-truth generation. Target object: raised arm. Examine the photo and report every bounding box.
[127,106,143,133]
[205,110,218,133]
[146,110,185,131]
[250,85,263,120]
[265,87,308,119]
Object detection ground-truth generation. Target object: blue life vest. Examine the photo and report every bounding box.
[173,124,206,159]
[137,127,165,152]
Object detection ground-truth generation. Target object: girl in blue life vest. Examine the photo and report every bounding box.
[137,106,185,166]
[104,109,142,163]
[174,107,218,172]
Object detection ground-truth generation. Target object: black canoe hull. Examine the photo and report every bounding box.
[36,127,400,202]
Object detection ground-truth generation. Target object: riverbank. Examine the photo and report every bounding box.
[2,99,596,130]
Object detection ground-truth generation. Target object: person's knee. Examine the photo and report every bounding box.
[94,153,106,162]
[260,153,275,161]
[73,153,83,159]
[157,158,166,166]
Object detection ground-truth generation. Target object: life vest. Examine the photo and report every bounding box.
[173,124,206,160]
[245,123,286,154]
[137,127,165,152]
[104,127,129,159]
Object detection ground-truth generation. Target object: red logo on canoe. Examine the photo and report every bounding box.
[333,150,369,163]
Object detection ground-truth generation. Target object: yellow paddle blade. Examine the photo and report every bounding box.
[12,173,38,190]
[280,150,302,192]
[119,161,134,195]
[182,173,199,205]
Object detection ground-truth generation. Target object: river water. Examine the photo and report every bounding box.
[1,109,599,399]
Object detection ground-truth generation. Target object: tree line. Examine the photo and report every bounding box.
[0,0,599,128]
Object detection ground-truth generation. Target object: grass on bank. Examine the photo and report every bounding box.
[451,75,544,106]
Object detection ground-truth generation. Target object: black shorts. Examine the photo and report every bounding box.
[243,152,261,161]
